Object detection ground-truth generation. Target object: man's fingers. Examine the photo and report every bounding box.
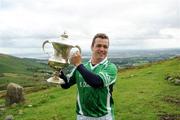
[72,51,80,57]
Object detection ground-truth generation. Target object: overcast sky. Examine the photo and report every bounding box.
[0,0,180,58]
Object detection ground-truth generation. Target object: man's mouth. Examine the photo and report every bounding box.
[98,52,105,56]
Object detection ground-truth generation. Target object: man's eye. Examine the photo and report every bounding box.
[96,44,108,48]
[96,45,101,47]
[103,45,108,48]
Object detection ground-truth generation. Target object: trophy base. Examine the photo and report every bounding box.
[47,76,65,84]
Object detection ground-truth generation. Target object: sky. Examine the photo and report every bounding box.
[0,0,180,58]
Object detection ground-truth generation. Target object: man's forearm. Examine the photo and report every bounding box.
[76,64,103,88]
[59,71,71,89]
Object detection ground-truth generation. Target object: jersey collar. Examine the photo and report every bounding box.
[88,57,108,70]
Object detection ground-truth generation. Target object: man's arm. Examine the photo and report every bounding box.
[70,51,103,88]
[59,71,76,89]
[76,64,103,88]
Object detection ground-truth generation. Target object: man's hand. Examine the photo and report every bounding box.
[70,51,82,67]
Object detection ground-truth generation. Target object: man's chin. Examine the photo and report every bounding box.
[98,57,106,61]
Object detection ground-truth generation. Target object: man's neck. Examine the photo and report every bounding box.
[91,57,101,65]
[91,57,107,65]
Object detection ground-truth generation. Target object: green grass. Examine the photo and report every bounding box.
[114,57,180,120]
[0,54,50,90]
[0,87,76,120]
[0,57,179,120]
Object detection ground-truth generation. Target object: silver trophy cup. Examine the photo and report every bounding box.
[42,39,81,84]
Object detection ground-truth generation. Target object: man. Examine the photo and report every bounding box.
[60,33,118,120]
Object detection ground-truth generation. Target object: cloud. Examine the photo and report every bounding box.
[0,0,180,57]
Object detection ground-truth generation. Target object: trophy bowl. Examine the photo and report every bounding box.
[42,37,81,84]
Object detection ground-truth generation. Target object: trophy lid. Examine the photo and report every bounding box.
[60,31,68,40]
[49,31,76,47]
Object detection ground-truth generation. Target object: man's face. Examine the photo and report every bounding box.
[91,38,109,61]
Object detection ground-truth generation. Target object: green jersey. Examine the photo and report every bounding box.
[69,58,117,118]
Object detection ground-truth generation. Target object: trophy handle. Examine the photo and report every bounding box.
[42,40,51,56]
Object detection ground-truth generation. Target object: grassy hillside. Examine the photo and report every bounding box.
[0,56,179,120]
[0,53,50,90]
[115,57,180,120]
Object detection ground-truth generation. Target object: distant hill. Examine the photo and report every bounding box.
[0,53,47,73]
[79,48,180,59]
[11,48,180,59]
[0,53,50,90]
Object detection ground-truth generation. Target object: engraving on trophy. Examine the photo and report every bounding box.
[42,32,81,84]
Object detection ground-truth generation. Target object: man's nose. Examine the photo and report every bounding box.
[99,46,105,51]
